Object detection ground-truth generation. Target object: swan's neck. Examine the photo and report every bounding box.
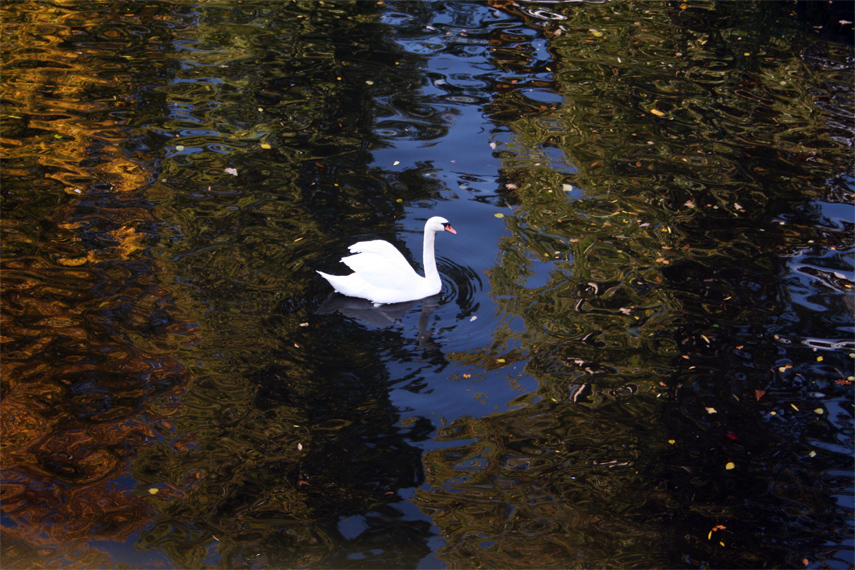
[422,228,440,288]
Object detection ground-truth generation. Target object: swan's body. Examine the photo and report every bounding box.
[317,216,456,305]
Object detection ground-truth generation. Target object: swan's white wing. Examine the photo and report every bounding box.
[346,240,413,273]
[340,250,420,291]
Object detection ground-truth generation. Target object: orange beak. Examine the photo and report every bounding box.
[444,224,457,234]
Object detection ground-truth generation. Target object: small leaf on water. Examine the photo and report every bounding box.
[814,408,823,414]
[175,145,184,151]
[496,358,505,363]
[589,28,603,37]
[650,108,665,116]
[705,407,717,414]
[668,439,675,444]
[791,403,799,411]
[260,143,271,149]
[297,443,303,450]
[149,488,159,495]
[754,389,765,401]
[725,462,735,470]
[225,168,238,176]
[726,433,738,440]
[470,316,477,321]
[393,160,400,165]
[494,213,504,218]
[809,451,816,457]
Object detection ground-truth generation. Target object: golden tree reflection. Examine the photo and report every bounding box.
[1,3,193,566]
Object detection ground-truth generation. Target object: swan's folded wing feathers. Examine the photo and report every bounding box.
[347,240,412,272]
[341,251,419,290]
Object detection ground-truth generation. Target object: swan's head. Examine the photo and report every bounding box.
[427,216,456,235]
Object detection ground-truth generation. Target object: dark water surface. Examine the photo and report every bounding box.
[2,1,853,568]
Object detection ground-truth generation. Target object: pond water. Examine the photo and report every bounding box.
[2,1,853,568]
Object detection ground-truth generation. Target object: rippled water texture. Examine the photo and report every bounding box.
[2,1,853,568]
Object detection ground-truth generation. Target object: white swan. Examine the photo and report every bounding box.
[317,216,456,305]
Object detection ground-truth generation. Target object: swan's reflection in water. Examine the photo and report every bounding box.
[316,293,442,350]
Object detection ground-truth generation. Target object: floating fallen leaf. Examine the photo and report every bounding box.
[668,439,675,444]
[393,160,400,166]
[299,322,309,327]
[260,142,271,149]
[809,451,816,457]
[175,145,184,151]
[494,213,504,218]
[726,432,738,440]
[814,408,823,414]
[463,374,471,379]
[725,462,735,470]
[297,443,303,450]
[148,488,159,495]
[754,389,765,401]
[496,358,505,363]
[816,355,823,362]
[470,316,477,321]
[489,142,497,150]
[650,108,665,117]
[589,28,603,37]
[225,167,238,176]
[705,407,717,414]
[791,403,799,411]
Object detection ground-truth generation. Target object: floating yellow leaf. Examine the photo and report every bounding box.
[814,408,823,414]
[589,28,603,37]
[668,439,675,444]
[650,108,666,117]
[705,407,717,414]
[494,213,505,218]
[260,142,271,149]
[725,462,735,470]
[496,358,505,363]
[148,488,159,495]
[791,403,799,411]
